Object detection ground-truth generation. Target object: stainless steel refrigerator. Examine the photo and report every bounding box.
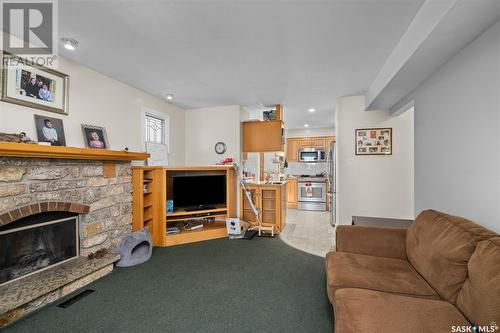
[327,141,336,226]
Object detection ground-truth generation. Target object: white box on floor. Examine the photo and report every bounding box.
[226,218,249,235]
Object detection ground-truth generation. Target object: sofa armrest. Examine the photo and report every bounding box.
[336,225,407,259]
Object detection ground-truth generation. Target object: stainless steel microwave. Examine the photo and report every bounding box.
[299,148,326,162]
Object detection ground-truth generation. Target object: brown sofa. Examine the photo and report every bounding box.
[325,210,500,333]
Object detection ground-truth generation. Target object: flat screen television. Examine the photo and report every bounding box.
[172,175,226,211]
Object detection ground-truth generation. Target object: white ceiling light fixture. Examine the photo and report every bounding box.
[165,93,174,101]
[61,37,78,50]
[308,108,315,113]
[304,124,309,128]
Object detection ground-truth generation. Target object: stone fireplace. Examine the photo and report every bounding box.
[0,150,144,327]
[0,158,134,253]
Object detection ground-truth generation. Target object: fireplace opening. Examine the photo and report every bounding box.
[0,212,79,285]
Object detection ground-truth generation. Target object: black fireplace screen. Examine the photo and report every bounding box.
[0,214,78,285]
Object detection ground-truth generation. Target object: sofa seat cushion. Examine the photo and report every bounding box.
[325,251,438,303]
[334,288,470,333]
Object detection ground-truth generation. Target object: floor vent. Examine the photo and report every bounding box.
[57,289,95,308]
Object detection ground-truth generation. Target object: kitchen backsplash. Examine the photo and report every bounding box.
[286,162,327,176]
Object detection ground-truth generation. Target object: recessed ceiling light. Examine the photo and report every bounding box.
[61,37,78,51]
[165,93,174,101]
[304,124,309,128]
[308,108,315,113]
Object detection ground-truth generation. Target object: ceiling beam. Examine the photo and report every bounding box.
[365,0,500,112]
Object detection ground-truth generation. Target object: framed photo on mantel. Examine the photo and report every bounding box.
[34,114,66,146]
[81,124,109,149]
[355,128,392,155]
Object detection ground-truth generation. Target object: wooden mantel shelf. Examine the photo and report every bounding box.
[0,142,149,161]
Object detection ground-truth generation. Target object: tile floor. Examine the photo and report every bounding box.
[280,209,335,257]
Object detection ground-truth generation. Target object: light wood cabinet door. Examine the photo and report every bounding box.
[325,136,335,152]
[242,120,284,152]
[300,138,312,147]
[311,137,326,148]
[286,179,297,209]
[260,188,278,226]
[241,187,259,224]
[286,138,299,162]
[240,185,285,231]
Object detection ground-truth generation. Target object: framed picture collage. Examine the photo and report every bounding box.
[355,128,392,155]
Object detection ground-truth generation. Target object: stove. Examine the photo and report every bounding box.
[295,175,327,211]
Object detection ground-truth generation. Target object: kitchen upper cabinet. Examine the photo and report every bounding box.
[300,138,312,147]
[286,138,299,162]
[311,137,326,148]
[285,136,335,162]
[242,120,284,152]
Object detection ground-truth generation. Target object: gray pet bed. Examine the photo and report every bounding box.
[116,227,152,267]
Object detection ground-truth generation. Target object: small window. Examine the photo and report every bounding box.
[145,114,165,144]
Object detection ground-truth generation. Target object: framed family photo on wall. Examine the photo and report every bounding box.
[0,52,69,115]
[355,128,392,155]
[81,124,109,149]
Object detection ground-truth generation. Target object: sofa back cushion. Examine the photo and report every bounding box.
[406,210,496,304]
[456,237,500,325]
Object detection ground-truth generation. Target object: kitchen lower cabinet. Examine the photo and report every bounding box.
[240,184,286,233]
[286,178,298,209]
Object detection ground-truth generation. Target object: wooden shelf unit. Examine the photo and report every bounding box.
[132,167,159,238]
[166,207,228,217]
[132,166,237,247]
[163,220,229,247]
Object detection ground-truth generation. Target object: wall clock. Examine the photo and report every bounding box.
[215,142,227,154]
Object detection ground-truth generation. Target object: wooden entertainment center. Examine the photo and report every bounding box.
[132,166,236,247]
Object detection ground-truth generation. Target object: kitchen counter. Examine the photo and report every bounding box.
[242,180,287,187]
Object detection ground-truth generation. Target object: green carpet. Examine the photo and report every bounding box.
[4,237,333,333]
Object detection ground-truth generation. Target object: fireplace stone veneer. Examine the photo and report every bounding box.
[0,157,133,255]
[0,157,134,326]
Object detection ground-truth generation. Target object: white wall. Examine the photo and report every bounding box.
[0,56,186,166]
[246,109,264,121]
[286,127,335,138]
[184,105,242,166]
[402,19,500,232]
[336,95,414,225]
